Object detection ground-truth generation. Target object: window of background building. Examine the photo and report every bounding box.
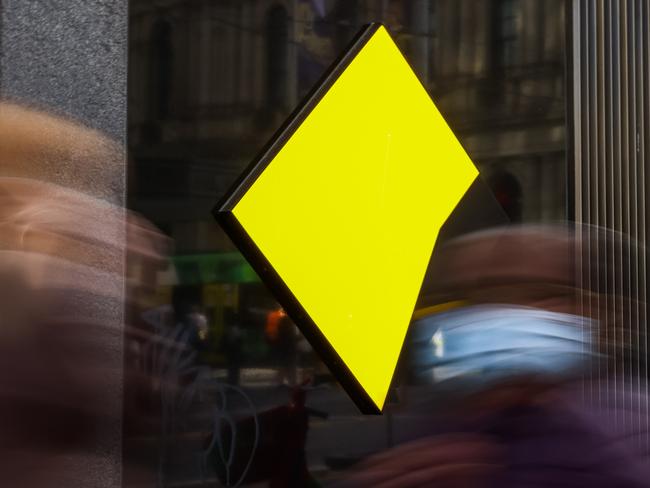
[428,1,438,79]
[149,20,173,120]
[265,5,289,111]
[493,0,519,68]
[334,0,360,53]
[125,1,567,485]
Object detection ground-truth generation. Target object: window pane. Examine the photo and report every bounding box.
[125,1,566,485]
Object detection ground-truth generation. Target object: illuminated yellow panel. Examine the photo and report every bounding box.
[231,25,477,411]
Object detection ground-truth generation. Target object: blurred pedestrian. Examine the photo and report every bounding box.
[336,224,650,487]
[0,102,169,486]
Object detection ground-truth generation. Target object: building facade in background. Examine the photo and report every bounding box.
[127,0,569,395]
[128,0,567,255]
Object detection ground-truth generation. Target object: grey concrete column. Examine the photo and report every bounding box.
[1,0,128,145]
[0,1,127,486]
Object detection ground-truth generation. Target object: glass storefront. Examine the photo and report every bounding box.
[125,1,567,485]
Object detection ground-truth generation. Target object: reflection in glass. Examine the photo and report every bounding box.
[126,1,569,485]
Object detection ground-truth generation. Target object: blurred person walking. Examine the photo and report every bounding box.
[0,102,169,486]
[334,224,650,487]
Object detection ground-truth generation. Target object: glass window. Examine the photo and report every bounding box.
[125,1,566,485]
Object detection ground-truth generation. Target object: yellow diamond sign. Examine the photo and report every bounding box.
[216,23,478,413]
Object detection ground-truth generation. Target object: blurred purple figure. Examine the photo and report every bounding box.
[336,225,649,488]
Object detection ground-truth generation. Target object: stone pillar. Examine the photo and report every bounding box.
[0,1,127,486]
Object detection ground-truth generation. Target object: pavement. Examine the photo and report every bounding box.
[123,367,451,487]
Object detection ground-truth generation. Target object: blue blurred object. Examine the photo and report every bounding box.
[408,304,598,387]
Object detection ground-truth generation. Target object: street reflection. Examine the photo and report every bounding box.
[123,0,650,486]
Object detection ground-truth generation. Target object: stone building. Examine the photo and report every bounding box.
[128,0,568,256]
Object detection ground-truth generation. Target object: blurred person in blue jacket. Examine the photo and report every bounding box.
[335,224,649,488]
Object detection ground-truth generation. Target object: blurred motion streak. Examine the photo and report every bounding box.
[0,101,168,486]
[334,224,650,487]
